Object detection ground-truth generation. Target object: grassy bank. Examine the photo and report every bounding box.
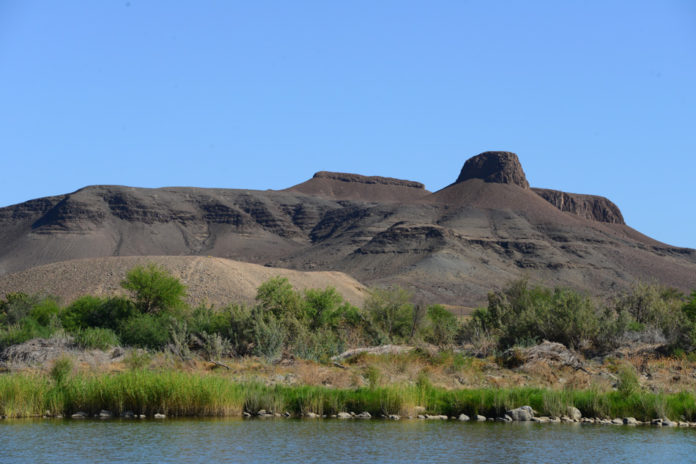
[2,370,695,421]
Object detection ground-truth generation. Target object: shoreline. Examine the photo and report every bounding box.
[1,369,695,427]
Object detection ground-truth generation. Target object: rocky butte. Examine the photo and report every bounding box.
[0,151,694,308]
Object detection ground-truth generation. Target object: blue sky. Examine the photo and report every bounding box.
[1,1,695,248]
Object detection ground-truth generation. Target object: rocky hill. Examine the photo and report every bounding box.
[1,151,694,307]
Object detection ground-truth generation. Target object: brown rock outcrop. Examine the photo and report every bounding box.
[455,151,530,188]
[312,171,425,189]
[533,188,625,224]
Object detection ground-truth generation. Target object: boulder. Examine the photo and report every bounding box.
[355,411,371,419]
[304,412,320,418]
[337,412,352,419]
[388,414,400,420]
[567,406,582,421]
[623,417,638,425]
[154,413,166,419]
[98,410,112,419]
[611,418,623,425]
[502,341,585,371]
[475,415,487,421]
[71,411,88,419]
[458,414,470,421]
[506,406,534,421]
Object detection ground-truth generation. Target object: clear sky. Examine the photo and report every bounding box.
[1,1,695,248]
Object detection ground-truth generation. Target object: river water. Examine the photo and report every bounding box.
[2,418,694,463]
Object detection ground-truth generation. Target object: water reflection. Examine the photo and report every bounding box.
[1,419,694,464]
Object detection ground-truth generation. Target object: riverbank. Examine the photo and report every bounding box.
[2,369,696,425]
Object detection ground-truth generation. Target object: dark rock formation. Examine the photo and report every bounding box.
[455,151,530,188]
[533,188,625,224]
[287,171,429,203]
[312,171,425,189]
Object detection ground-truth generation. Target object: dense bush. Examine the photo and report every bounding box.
[463,279,696,354]
[120,264,187,313]
[74,327,120,350]
[424,304,459,347]
[364,287,416,342]
[61,296,137,332]
[118,314,171,350]
[4,262,696,361]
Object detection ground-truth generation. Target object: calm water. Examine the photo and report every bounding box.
[2,418,695,463]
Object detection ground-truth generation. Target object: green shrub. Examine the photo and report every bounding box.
[256,277,304,321]
[123,349,152,370]
[192,331,232,361]
[292,327,343,362]
[617,363,640,396]
[27,297,61,327]
[0,318,57,349]
[1,293,38,326]
[50,356,73,385]
[683,291,696,323]
[466,280,602,350]
[364,286,414,343]
[251,313,286,361]
[60,296,104,331]
[61,296,138,332]
[121,264,186,313]
[119,314,170,349]
[74,327,120,350]
[425,304,459,346]
[303,287,344,329]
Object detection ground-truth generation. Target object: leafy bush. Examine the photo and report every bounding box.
[251,313,286,361]
[425,304,459,347]
[121,264,186,313]
[256,277,303,321]
[28,297,61,327]
[191,331,232,361]
[473,280,601,349]
[50,356,73,385]
[364,287,414,342]
[616,363,641,396]
[292,327,343,362]
[62,296,138,334]
[0,318,57,349]
[0,293,39,326]
[303,287,344,330]
[123,349,152,370]
[118,314,171,349]
[60,296,104,332]
[74,327,120,350]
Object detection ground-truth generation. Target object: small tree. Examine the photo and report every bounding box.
[425,304,459,347]
[364,286,414,342]
[120,264,186,313]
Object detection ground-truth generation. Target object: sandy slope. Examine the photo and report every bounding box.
[0,255,367,308]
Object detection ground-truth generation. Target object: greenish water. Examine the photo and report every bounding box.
[1,419,695,463]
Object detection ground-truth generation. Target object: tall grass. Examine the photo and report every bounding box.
[2,370,696,421]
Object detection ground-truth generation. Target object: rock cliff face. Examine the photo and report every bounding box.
[455,151,530,188]
[533,188,625,224]
[287,171,430,203]
[0,151,694,307]
[312,171,425,189]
